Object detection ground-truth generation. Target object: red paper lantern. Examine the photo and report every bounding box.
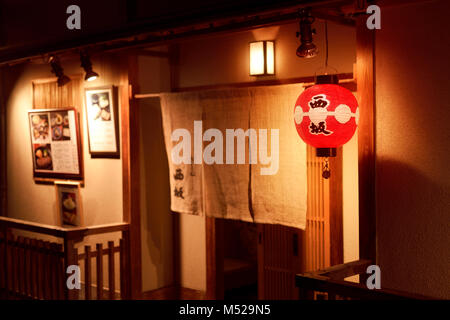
[294,84,359,154]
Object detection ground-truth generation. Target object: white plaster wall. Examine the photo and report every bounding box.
[375,0,450,299]
[6,54,123,226]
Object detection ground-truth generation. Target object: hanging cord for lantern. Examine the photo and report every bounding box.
[314,20,337,83]
[322,157,331,179]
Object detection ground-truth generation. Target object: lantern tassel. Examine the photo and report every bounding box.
[322,157,331,179]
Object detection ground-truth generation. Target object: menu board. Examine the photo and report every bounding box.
[85,86,120,158]
[28,108,83,180]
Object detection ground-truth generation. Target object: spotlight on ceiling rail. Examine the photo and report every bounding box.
[49,55,71,87]
[80,52,99,82]
[296,9,318,58]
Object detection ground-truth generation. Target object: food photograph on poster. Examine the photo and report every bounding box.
[28,108,83,180]
[85,86,120,158]
[55,181,83,227]
[0,0,448,307]
[50,111,71,141]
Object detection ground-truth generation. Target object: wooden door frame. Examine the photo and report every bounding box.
[120,53,142,299]
[122,12,376,300]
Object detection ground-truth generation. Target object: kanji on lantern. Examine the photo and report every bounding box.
[294,84,359,149]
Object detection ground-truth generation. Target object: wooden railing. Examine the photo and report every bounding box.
[296,260,431,300]
[0,216,131,300]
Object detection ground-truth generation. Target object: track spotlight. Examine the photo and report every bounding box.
[296,9,318,58]
[49,55,71,87]
[80,52,99,82]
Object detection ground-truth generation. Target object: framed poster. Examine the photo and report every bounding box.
[55,181,83,227]
[28,108,83,180]
[85,86,120,158]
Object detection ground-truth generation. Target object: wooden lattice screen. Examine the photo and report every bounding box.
[32,76,83,112]
[258,145,342,299]
[305,144,331,272]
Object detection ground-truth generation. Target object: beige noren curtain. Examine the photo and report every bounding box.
[160,84,307,230]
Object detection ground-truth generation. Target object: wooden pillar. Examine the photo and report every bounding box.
[329,147,344,266]
[120,229,132,299]
[63,233,82,300]
[1,224,8,298]
[356,15,376,263]
[205,217,224,299]
[257,224,264,299]
[0,67,6,217]
[120,53,142,299]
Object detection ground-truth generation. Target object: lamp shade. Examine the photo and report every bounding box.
[85,70,99,81]
[80,52,99,82]
[294,84,359,149]
[249,41,274,76]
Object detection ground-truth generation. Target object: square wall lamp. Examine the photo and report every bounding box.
[249,40,275,76]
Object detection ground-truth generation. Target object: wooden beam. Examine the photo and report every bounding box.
[172,74,355,93]
[311,8,356,27]
[120,53,142,298]
[356,16,376,263]
[314,259,371,279]
[135,79,356,99]
[0,216,129,240]
[296,272,433,300]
